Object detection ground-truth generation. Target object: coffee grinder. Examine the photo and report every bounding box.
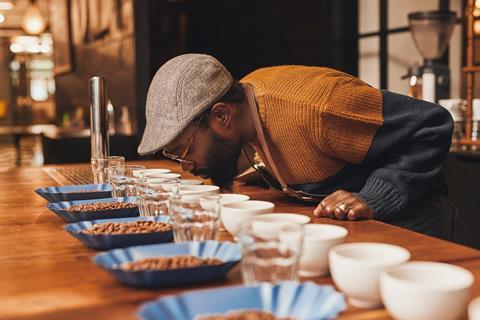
[407,11,456,103]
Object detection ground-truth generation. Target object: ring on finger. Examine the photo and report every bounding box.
[337,202,347,212]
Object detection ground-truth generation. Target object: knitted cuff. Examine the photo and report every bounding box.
[356,176,403,220]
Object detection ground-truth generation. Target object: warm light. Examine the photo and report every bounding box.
[475,20,480,35]
[21,1,47,35]
[9,35,53,54]
[0,14,5,24]
[0,1,13,10]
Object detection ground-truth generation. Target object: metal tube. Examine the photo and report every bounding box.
[89,76,109,159]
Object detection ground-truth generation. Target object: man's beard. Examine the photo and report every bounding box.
[203,131,242,189]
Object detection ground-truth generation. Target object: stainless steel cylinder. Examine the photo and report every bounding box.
[89,76,110,159]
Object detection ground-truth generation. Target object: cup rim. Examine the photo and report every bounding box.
[251,213,311,225]
[221,200,275,210]
[381,261,474,292]
[330,242,411,267]
[303,224,348,241]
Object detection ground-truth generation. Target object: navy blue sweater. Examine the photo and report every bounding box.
[293,90,454,221]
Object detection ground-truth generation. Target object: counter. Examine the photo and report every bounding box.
[1,160,479,319]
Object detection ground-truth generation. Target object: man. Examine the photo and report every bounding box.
[138,54,455,240]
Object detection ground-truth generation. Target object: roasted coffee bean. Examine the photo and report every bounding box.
[119,255,224,271]
[67,202,137,212]
[196,310,296,320]
[81,220,171,235]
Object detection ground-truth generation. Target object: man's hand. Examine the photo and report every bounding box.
[313,190,374,220]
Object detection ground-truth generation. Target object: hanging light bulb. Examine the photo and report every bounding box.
[21,0,47,35]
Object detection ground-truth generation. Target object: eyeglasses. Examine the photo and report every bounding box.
[162,113,205,169]
[241,148,327,202]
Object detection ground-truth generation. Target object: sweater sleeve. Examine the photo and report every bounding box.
[350,91,453,220]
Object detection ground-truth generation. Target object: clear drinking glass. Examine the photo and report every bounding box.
[170,193,221,242]
[91,156,125,184]
[107,165,145,197]
[238,220,304,285]
[136,178,179,217]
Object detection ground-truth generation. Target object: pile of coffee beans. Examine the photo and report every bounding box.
[67,202,137,212]
[81,220,171,235]
[119,255,224,271]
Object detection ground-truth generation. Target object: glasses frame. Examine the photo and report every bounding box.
[162,113,205,169]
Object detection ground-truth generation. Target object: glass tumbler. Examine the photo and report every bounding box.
[136,178,179,217]
[107,165,145,197]
[238,220,304,285]
[91,156,125,184]
[170,193,221,242]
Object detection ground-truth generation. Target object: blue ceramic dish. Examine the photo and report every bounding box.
[64,216,173,250]
[47,197,138,222]
[35,184,112,202]
[93,241,241,288]
[138,281,345,320]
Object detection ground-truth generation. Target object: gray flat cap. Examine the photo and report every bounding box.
[137,54,233,155]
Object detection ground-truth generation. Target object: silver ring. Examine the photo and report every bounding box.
[337,202,347,212]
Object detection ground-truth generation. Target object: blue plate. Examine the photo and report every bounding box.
[47,197,138,222]
[93,241,241,288]
[35,184,112,202]
[139,281,345,320]
[64,216,173,250]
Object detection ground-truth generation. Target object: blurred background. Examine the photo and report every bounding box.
[0,0,478,168]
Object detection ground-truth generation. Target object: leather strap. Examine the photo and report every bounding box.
[244,84,289,192]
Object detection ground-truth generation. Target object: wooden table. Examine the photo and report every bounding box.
[1,160,479,320]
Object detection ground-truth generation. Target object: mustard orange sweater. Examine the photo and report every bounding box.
[241,66,453,220]
[241,65,383,184]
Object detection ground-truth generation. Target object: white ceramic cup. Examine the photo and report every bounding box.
[138,168,171,177]
[329,242,411,309]
[469,296,480,320]
[161,184,220,194]
[249,213,310,239]
[221,200,275,236]
[146,173,181,182]
[179,179,204,185]
[200,194,250,211]
[299,224,348,277]
[381,262,474,320]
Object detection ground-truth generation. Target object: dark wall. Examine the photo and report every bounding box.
[445,152,480,249]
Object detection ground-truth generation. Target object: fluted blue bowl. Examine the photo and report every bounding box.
[47,197,138,222]
[138,281,346,320]
[93,241,241,288]
[64,216,173,250]
[35,184,112,202]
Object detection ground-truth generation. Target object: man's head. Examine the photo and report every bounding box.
[138,54,250,188]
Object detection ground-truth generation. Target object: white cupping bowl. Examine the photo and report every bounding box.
[300,224,348,277]
[249,213,310,239]
[381,262,474,320]
[199,194,250,211]
[179,179,203,185]
[329,242,411,309]
[469,296,480,320]
[221,200,275,236]
[142,169,171,177]
[146,173,181,182]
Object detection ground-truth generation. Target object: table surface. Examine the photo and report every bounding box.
[1,160,479,320]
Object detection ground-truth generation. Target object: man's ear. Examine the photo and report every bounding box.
[209,103,232,128]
